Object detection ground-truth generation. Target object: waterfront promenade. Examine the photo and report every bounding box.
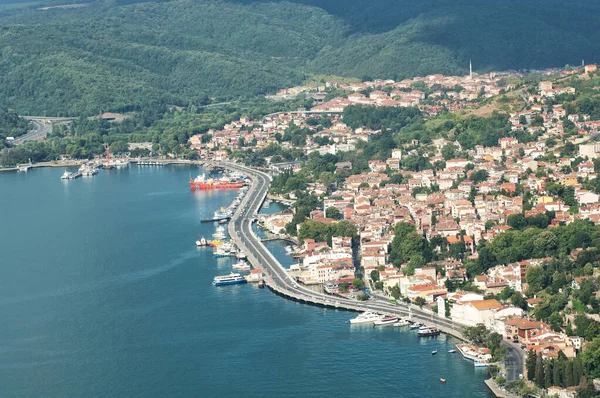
[221,161,524,383]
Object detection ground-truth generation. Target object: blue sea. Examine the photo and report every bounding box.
[0,166,492,397]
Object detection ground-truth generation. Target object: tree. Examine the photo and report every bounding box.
[510,292,527,310]
[470,169,489,183]
[370,270,380,282]
[544,360,553,389]
[582,337,600,379]
[526,350,537,381]
[534,352,544,387]
[441,143,458,160]
[352,278,365,290]
[414,297,426,308]
[325,206,342,220]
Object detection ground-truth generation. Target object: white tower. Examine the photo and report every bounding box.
[469,60,473,79]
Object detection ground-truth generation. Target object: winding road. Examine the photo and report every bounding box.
[221,161,524,383]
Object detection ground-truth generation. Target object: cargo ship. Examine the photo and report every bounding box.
[189,173,245,190]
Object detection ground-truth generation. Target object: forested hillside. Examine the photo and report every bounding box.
[0,0,599,115]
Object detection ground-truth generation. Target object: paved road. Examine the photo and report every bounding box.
[221,161,525,381]
[14,120,52,144]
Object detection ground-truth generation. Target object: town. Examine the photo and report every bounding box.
[184,63,600,397]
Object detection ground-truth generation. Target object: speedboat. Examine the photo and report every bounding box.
[448,349,457,353]
[349,312,384,325]
[373,315,399,326]
[409,323,422,329]
[431,350,438,355]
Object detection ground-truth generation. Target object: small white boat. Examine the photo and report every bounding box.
[448,349,457,353]
[196,237,208,247]
[431,350,438,355]
[394,319,411,327]
[232,261,250,271]
[373,315,399,326]
[409,323,421,329]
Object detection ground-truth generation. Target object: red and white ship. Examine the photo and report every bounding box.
[190,173,245,190]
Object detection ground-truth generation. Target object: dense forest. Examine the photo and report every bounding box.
[0,0,599,115]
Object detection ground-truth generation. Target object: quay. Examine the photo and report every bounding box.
[219,160,525,384]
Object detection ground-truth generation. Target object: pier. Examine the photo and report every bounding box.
[219,160,525,383]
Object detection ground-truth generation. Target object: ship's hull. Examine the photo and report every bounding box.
[190,181,245,190]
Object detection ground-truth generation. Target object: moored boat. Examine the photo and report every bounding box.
[394,319,411,327]
[373,315,399,326]
[409,323,422,329]
[232,261,251,271]
[212,273,247,286]
[349,311,384,325]
[190,173,245,190]
[196,236,208,247]
[417,327,441,337]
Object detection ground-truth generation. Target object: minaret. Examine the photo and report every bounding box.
[469,60,473,79]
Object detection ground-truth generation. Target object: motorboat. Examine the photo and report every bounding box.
[196,236,208,247]
[349,312,384,325]
[232,261,251,271]
[418,327,441,337]
[409,323,422,330]
[448,349,457,353]
[394,319,411,327]
[373,315,399,326]
[431,350,438,355]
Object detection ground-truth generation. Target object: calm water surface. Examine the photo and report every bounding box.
[0,166,492,397]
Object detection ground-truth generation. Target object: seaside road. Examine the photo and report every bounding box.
[220,161,525,382]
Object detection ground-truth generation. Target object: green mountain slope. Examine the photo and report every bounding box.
[0,0,599,114]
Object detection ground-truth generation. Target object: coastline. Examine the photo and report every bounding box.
[0,158,205,172]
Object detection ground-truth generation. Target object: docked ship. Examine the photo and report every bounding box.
[349,311,384,325]
[190,173,245,190]
[212,273,247,286]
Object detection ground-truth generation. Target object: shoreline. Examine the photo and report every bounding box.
[0,158,205,172]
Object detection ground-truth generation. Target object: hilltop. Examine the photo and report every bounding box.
[0,0,600,114]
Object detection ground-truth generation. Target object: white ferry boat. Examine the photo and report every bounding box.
[212,273,247,286]
[349,312,384,325]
